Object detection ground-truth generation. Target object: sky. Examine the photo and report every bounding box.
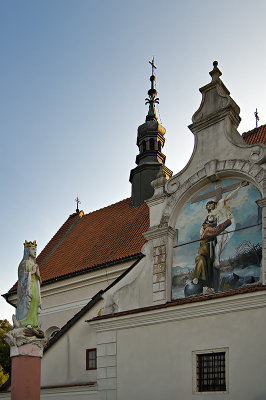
[1,0,266,321]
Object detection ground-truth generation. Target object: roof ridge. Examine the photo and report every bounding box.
[38,215,83,269]
[83,197,131,217]
[6,196,149,294]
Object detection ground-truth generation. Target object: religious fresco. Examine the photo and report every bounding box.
[172,178,262,299]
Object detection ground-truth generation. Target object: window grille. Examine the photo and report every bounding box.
[197,352,226,392]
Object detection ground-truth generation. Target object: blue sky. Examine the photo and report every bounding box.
[1,0,266,321]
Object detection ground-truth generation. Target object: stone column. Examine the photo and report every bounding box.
[5,330,47,400]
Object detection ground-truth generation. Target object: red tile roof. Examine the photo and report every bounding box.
[7,125,266,294]
[9,198,149,292]
[243,124,266,145]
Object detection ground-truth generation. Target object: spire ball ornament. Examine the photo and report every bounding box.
[75,196,81,213]
[145,57,159,122]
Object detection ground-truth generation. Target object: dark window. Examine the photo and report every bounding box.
[142,141,146,152]
[149,138,154,150]
[86,348,97,370]
[158,141,161,152]
[197,352,226,392]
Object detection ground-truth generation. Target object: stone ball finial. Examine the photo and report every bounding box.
[213,60,218,68]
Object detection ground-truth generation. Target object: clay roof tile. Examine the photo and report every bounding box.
[243,124,266,145]
[8,198,149,292]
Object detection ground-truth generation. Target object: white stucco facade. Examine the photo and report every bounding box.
[2,62,266,400]
[91,289,266,400]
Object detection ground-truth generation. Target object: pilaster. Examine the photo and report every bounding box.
[144,224,175,303]
[257,198,266,285]
[97,330,117,400]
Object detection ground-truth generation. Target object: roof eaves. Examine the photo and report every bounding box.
[5,254,143,299]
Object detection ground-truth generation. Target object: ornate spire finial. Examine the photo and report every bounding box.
[149,57,156,75]
[254,108,259,128]
[75,196,81,213]
[209,60,222,81]
[145,58,159,121]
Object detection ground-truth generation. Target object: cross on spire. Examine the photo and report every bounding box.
[75,196,81,213]
[149,57,156,76]
[145,58,159,121]
[254,108,259,128]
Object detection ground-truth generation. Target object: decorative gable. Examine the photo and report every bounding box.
[144,61,266,305]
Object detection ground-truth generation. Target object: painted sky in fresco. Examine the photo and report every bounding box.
[1,0,266,320]
[175,179,261,245]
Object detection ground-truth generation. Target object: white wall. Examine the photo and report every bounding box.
[91,290,266,400]
[41,299,102,388]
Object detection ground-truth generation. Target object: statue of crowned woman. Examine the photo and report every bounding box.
[12,240,44,337]
[5,242,47,398]
[5,240,46,366]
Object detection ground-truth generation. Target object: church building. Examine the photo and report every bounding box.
[1,61,266,400]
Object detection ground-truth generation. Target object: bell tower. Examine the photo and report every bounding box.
[130,59,172,207]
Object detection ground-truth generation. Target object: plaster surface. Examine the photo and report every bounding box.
[11,355,41,400]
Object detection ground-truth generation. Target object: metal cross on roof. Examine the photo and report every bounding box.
[149,57,156,76]
[75,196,81,213]
[254,108,259,128]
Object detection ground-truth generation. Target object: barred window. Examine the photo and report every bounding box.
[86,348,97,370]
[196,352,226,392]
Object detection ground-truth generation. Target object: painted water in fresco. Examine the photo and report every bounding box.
[172,178,262,299]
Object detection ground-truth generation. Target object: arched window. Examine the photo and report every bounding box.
[149,138,154,150]
[171,178,262,300]
[158,141,162,152]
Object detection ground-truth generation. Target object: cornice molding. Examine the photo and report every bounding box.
[144,225,176,241]
[8,263,130,302]
[40,298,90,316]
[40,384,98,396]
[89,290,266,332]
[189,107,240,134]
[145,194,167,207]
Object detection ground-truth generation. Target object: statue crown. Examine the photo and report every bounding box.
[24,240,37,248]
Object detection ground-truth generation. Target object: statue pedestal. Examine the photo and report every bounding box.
[11,345,41,400]
[5,330,47,400]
